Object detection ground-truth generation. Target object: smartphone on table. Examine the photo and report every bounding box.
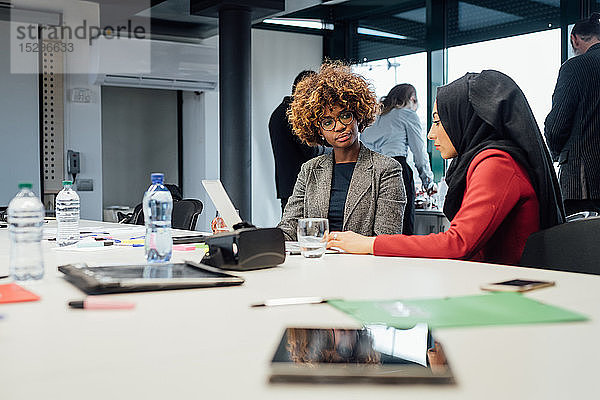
[480,279,555,292]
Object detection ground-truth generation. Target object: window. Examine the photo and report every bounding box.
[353,52,427,132]
[447,29,561,131]
[353,52,429,184]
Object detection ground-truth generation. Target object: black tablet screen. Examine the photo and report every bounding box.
[88,263,230,280]
[271,325,453,383]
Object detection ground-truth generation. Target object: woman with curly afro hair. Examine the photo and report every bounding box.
[277,62,406,241]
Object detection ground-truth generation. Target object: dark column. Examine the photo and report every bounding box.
[177,90,184,191]
[323,21,358,63]
[426,0,447,181]
[219,6,252,221]
[560,0,584,63]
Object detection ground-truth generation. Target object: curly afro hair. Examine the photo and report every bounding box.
[287,62,379,146]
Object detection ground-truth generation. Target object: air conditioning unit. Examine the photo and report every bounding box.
[90,36,217,91]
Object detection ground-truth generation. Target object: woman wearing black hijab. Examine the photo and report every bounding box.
[327,70,565,265]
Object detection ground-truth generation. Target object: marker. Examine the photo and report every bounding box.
[76,241,114,248]
[250,296,330,308]
[68,298,135,310]
[94,237,121,243]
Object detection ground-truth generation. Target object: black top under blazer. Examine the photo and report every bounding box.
[277,142,406,241]
[545,43,600,200]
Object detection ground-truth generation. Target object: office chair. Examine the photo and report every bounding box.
[520,216,600,275]
[117,184,189,226]
[565,211,599,223]
[119,199,203,231]
[117,204,143,225]
[172,199,203,230]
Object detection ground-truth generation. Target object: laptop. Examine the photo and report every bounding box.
[202,180,243,229]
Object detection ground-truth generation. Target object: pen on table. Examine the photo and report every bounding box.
[0,275,8,280]
[76,241,114,248]
[250,296,331,308]
[68,298,136,310]
[94,237,121,243]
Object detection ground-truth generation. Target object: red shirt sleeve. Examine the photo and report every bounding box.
[373,150,530,260]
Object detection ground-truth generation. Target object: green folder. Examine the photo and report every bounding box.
[328,292,588,329]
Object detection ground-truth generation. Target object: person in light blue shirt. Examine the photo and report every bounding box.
[361,84,435,235]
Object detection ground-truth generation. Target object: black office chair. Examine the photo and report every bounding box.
[520,216,600,275]
[565,211,599,223]
[172,199,203,230]
[119,199,203,231]
[117,184,202,230]
[118,204,144,225]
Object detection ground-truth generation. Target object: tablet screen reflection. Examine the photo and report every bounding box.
[276,325,449,374]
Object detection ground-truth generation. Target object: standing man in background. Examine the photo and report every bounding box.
[545,13,600,215]
[269,70,326,213]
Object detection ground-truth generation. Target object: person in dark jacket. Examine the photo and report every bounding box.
[545,13,600,216]
[269,70,326,213]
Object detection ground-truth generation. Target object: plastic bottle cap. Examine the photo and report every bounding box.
[151,173,164,184]
[18,183,33,189]
[62,180,73,186]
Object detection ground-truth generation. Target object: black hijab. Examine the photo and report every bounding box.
[437,70,564,229]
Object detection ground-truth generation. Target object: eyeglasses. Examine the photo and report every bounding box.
[319,111,354,131]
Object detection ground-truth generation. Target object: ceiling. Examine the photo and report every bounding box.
[4,0,565,51]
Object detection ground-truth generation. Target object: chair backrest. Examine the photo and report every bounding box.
[520,217,600,275]
[172,199,203,230]
[118,184,187,227]
[566,211,599,223]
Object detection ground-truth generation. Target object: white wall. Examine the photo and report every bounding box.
[250,29,322,227]
[0,20,40,205]
[182,90,219,232]
[101,86,178,209]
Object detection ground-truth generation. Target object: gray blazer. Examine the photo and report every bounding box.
[277,142,406,240]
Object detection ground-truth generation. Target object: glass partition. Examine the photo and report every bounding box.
[353,52,430,185]
[447,29,561,131]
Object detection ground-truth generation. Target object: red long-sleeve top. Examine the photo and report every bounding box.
[374,149,540,265]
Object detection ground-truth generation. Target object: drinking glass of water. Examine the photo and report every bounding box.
[297,218,329,258]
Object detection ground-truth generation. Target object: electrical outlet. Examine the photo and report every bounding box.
[76,178,93,191]
[67,150,80,175]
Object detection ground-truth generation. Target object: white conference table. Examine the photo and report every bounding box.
[1,221,599,400]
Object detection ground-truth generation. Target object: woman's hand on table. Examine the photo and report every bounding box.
[327,231,375,254]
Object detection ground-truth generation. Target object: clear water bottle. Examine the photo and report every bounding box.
[143,173,173,263]
[56,180,80,246]
[8,183,44,281]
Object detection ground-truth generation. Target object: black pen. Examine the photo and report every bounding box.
[0,275,8,280]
